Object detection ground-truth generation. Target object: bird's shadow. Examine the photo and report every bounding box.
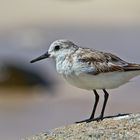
[102,113,130,119]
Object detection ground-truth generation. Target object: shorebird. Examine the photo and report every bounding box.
[30,39,140,123]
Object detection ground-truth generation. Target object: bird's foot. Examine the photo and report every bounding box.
[76,118,92,123]
[76,116,103,123]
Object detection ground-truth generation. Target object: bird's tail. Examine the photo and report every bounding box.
[123,63,140,71]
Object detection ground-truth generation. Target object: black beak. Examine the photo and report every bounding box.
[30,52,50,63]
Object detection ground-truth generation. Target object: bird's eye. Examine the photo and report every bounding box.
[54,45,60,51]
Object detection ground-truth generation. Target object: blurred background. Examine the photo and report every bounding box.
[0,0,140,139]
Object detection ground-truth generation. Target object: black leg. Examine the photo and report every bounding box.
[94,89,109,121]
[101,89,109,119]
[76,90,99,123]
[89,90,99,119]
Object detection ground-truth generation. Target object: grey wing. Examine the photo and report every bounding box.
[77,50,140,75]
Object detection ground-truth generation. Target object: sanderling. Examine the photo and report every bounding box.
[30,39,140,123]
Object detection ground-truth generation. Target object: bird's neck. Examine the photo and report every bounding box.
[55,48,77,63]
[55,54,73,75]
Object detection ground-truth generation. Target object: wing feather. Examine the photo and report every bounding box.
[77,48,140,75]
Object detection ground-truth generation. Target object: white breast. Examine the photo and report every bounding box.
[56,57,73,75]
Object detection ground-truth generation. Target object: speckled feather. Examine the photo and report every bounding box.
[74,48,140,75]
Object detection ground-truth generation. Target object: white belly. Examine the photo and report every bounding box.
[63,71,140,90]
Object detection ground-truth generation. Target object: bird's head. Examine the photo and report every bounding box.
[30,39,78,63]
